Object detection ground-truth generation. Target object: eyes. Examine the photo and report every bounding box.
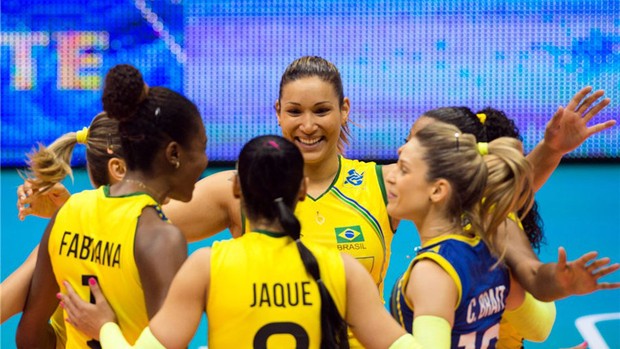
[284,106,332,116]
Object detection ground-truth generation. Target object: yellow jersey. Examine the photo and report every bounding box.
[207,230,347,349]
[48,186,164,348]
[244,156,394,293]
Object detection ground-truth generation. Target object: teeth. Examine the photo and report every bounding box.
[298,137,321,145]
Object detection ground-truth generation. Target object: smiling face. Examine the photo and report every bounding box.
[385,138,433,222]
[276,77,349,165]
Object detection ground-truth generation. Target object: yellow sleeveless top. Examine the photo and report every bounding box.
[207,230,347,349]
[48,186,163,348]
[243,157,394,294]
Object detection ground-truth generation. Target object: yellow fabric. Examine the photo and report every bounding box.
[75,127,89,144]
[99,323,165,349]
[241,157,392,349]
[412,315,451,349]
[497,317,523,349]
[285,157,392,292]
[49,186,160,348]
[207,231,347,349]
[502,292,556,343]
[50,306,66,349]
[389,334,423,349]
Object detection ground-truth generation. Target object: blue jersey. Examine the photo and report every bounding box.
[390,234,510,349]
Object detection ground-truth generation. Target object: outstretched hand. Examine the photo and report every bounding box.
[17,181,70,220]
[59,278,117,340]
[554,247,620,297]
[544,86,615,155]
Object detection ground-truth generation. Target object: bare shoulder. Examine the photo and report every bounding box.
[135,206,187,253]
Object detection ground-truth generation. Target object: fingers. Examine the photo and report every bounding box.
[566,86,593,111]
[586,119,616,137]
[574,251,599,267]
[18,207,34,221]
[557,246,568,267]
[88,277,106,305]
[592,262,620,280]
[598,282,620,290]
[59,282,81,324]
[575,89,605,115]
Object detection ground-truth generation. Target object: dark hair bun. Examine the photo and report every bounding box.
[102,64,145,122]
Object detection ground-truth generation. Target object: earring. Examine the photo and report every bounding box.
[174,161,180,169]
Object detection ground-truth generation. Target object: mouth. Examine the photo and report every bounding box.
[295,136,324,148]
[387,192,397,201]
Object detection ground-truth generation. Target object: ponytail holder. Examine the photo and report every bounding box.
[274,197,284,204]
[476,113,487,125]
[477,142,489,155]
[454,133,460,151]
[75,127,89,144]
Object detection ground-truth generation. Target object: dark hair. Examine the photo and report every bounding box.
[422,106,545,251]
[22,112,123,190]
[238,135,349,349]
[102,64,202,172]
[279,56,351,153]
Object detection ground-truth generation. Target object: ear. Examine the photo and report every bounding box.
[297,177,308,202]
[107,158,127,184]
[429,178,451,204]
[340,97,351,125]
[165,142,181,169]
[275,99,282,126]
[232,173,242,199]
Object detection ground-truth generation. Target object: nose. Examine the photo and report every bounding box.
[385,168,394,184]
[299,113,318,133]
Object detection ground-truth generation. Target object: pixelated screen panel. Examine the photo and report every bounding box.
[2,0,619,166]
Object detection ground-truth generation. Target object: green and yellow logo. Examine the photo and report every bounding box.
[335,225,364,243]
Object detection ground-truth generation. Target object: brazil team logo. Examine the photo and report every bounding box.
[335,225,365,243]
[344,169,364,186]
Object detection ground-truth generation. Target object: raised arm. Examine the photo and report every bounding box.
[163,170,242,242]
[501,218,620,301]
[526,86,614,191]
[16,217,61,349]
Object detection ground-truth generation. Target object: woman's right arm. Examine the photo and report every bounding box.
[163,170,241,242]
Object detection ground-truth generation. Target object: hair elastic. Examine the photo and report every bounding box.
[455,132,460,151]
[477,142,489,155]
[267,140,280,149]
[75,127,89,145]
[476,113,487,125]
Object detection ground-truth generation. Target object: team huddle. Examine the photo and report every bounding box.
[2,57,619,348]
